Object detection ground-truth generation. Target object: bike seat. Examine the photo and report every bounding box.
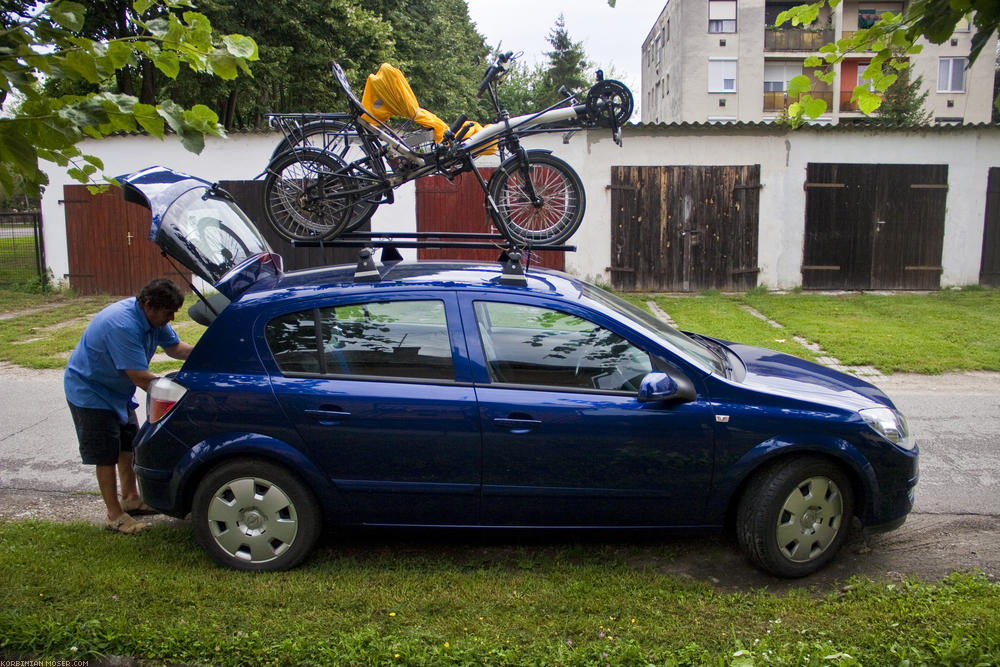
[329,61,367,116]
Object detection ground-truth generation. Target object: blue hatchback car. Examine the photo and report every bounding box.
[122,166,917,577]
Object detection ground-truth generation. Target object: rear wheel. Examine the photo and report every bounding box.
[192,459,322,571]
[262,148,357,242]
[270,120,382,231]
[736,456,854,578]
[487,151,585,247]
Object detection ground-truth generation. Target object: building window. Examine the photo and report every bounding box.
[938,57,967,92]
[763,61,801,92]
[857,8,877,28]
[708,0,737,33]
[654,33,663,64]
[708,59,737,92]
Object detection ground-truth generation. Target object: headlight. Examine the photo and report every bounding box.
[860,407,913,450]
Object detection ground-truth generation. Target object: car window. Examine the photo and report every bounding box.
[266,300,454,380]
[474,301,652,391]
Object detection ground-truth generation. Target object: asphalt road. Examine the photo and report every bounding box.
[1,364,998,587]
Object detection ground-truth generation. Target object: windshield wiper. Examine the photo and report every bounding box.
[686,332,733,377]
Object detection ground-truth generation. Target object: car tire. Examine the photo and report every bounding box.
[736,456,854,578]
[191,459,322,571]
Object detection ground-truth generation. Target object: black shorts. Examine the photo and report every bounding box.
[68,402,139,466]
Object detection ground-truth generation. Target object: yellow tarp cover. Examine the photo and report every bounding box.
[361,63,495,154]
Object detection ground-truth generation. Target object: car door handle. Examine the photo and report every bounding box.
[493,417,542,433]
[304,408,351,424]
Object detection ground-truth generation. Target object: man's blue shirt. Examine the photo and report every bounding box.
[64,297,180,423]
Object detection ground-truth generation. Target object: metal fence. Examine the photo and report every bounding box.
[0,210,46,287]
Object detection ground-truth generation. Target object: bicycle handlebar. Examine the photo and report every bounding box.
[477,51,515,98]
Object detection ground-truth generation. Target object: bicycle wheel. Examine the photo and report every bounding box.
[487,151,586,247]
[262,148,357,242]
[271,120,382,232]
[195,217,251,274]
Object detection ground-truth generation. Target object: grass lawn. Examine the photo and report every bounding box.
[0,521,998,666]
[0,234,40,285]
[0,290,204,370]
[620,288,1000,374]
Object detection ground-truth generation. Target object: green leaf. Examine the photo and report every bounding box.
[208,52,238,80]
[133,0,155,14]
[48,1,86,32]
[803,56,823,67]
[133,103,165,138]
[874,72,897,92]
[802,96,828,118]
[223,34,258,60]
[787,75,812,95]
[62,51,101,83]
[152,51,180,79]
[856,89,883,114]
[106,41,133,69]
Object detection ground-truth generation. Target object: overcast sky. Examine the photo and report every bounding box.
[464,0,665,97]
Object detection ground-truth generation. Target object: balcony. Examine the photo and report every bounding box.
[763,90,834,112]
[764,27,834,51]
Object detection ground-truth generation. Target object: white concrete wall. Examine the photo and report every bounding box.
[41,124,1000,290]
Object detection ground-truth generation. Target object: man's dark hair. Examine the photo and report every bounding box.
[137,278,184,311]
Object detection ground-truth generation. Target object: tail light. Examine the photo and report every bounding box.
[147,377,188,423]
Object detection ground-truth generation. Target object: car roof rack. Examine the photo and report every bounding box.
[290,231,575,286]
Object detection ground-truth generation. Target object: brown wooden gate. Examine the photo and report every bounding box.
[415,172,565,271]
[803,163,947,290]
[609,165,760,291]
[63,182,364,295]
[980,167,1000,287]
[64,185,188,295]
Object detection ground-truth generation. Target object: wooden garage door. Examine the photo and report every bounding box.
[415,172,565,271]
[803,163,947,290]
[63,185,188,295]
[609,165,761,291]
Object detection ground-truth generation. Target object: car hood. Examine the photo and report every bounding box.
[120,166,279,300]
[727,342,895,412]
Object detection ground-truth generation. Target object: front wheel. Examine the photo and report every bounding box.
[487,151,585,247]
[736,456,855,578]
[191,459,322,571]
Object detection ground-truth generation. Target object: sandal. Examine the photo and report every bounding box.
[121,497,158,516]
[106,513,149,534]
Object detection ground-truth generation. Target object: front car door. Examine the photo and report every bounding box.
[262,293,482,525]
[460,294,717,527]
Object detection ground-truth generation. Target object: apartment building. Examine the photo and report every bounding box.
[641,0,997,124]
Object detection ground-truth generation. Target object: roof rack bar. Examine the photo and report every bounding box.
[299,239,575,251]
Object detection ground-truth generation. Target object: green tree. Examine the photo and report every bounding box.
[777,0,1000,125]
[537,14,591,110]
[873,67,932,125]
[0,0,257,198]
[361,0,488,123]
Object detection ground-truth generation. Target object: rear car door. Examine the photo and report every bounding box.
[262,292,482,525]
[460,294,717,527]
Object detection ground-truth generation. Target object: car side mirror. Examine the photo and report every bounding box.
[637,371,696,403]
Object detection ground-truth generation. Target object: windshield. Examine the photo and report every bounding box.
[157,189,270,285]
[580,285,725,374]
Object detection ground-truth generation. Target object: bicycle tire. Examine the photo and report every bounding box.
[271,119,381,231]
[261,148,357,242]
[195,217,251,274]
[487,151,586,247]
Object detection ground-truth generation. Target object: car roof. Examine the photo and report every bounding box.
[242,260,587,304]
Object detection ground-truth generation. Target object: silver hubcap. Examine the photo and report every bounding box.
[775,476,844,563]
[207,477,299,563]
